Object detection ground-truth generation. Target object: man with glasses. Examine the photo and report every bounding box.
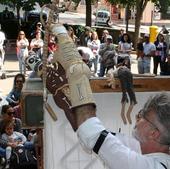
[0,105,22,134]
[69,92,169,169]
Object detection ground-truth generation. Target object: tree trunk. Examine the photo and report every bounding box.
[16,5,21,28]
[125,5,129,33]
[16,5,20,20]
[134,10,142,48]
[134,0,149,49]
[86,0,92,26]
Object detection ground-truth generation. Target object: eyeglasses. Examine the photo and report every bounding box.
[136,109,159,130]
[6,127,13,130]
[20,34,24,35]
[7,111,15,116]
[16,80,23,83]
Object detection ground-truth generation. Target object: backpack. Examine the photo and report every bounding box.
[10,146,37,169]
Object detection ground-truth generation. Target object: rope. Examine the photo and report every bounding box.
[40,0,59,107]
[40,2,59,169]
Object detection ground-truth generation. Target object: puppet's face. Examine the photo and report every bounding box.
[25,52,41,71]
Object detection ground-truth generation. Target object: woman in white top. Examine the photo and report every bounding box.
[30,30,44,59]
[118,33,132,69]
[16,31,29,74]
[87,31,100,74]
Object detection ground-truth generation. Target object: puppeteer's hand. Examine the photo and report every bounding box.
[25,53,77,131]
[46,63,77,130]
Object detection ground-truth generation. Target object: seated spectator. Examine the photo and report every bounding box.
[2,121,34,169]
[67,26,78,45]
[0,105,22,134]
[79,26,92,46]
[6,73,25,107]
[160,55,170,75]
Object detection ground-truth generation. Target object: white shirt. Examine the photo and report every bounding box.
[87,39,101,55]
[0,31,6,48]
[77,117,170,169]
[143,42,156,55]
[118,41,132,57]
[77,46,95,60]
[2,131,27,144]
[30,38,43,49]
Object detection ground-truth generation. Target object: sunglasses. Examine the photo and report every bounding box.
[20,34,24,35]
[7,111,15,116]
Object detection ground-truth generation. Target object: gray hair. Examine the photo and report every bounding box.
[143,92,170,145]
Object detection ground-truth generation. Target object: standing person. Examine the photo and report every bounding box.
[160,54,170,75]
[6,73,25,108]
[136,37,144,74]
[118,28,125,42]
[16,31,29,75]
[31,22,44,39]
[142,34,156,74]
[154,34,167,75]
[100,29,109,43]
[159,25,169,35]
[87,31,101,75]
[79,26,92,47]
[117,33,132,69]
[30,30,44,59]
[98,35,116,77]
[0,24,6,79]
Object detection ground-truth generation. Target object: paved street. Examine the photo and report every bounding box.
[0,54,20,96]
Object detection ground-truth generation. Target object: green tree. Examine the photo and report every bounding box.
[0,0,51,20]
[157,0,170,19]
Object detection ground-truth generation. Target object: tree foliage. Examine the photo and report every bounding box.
[0,0,51,12]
